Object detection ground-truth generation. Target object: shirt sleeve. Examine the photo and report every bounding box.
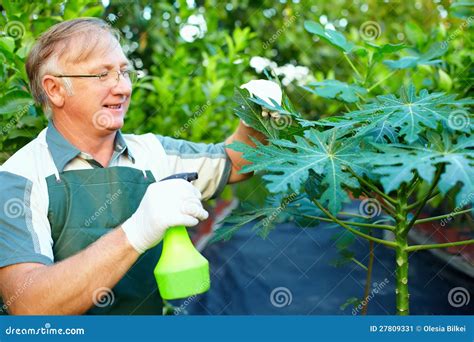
[0,171,54,268]
[155,135,232,201]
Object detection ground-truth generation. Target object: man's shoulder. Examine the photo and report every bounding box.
[1,128,50,181]
[122,132,225,158]
[122,132,162,150]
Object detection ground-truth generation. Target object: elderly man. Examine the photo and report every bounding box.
[0,18,281,315]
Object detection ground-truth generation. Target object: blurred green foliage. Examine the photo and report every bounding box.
[0,0,472,165]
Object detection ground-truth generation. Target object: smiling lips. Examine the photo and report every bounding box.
[104,104,122,109]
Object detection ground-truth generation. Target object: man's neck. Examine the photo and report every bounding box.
[52,117,116,167]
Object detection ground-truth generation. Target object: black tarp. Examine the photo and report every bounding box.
[171,217,474,315]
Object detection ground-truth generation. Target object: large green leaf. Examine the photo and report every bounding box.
[347,84,474,143]
[210,195,322,242]
[366,42,407,62]
[364,133,474,207]
[229,129,369,214]
[364,122,398,143]
[233,88,281,139]
[303,80,367,103]
[229,136,292,173]
[304,21,354,53]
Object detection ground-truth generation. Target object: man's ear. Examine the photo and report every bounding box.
[42,75,67,108]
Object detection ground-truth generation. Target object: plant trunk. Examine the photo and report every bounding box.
[395,241,409,315]
[394,189,410,315]
[394,211,410,315]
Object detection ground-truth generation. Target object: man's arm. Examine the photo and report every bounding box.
[0,179,207,315]
[0,227,139,315]
[225,120,267,184]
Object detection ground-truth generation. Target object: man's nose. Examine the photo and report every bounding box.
[111,73,132,96]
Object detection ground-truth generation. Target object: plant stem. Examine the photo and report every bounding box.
[361,239,374,315]
[356,92,367,103]
[351,257,368,271]
[394,188,410,315]
[378,199,398,217]
[405,167,443,233]
[367,70,398,92]
[339,211,372,219]
[311,199,397,248]
[406,239,474,252]
[395,242,409,315]
[363,61,374,86]
[413,208,473,224]
[406,175,420,198]
[347,169,397,205]
[301,214,395,230]
[343,53,362,79]
[407,190,441,210]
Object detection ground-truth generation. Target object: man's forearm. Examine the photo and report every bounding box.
[225,121,267,183]
[3,227,139,315]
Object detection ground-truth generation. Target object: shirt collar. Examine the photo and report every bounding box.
[46,121,134,172]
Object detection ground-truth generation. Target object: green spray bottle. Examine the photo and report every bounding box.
[154,172,210,300]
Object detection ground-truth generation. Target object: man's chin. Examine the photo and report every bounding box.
[105,118,124,131]
[92,109,125,132]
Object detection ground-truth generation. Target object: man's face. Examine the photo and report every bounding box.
[58,34,132,135]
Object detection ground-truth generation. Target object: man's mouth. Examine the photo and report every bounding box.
[103,104,123,109]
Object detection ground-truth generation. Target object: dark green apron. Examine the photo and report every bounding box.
[46,166,164,315]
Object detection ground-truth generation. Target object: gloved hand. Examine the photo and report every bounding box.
[121,179,209,254]
[240,80,283,125]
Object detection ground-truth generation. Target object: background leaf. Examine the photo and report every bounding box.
[303,80,367,103]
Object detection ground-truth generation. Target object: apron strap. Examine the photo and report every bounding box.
[46,143,61,183]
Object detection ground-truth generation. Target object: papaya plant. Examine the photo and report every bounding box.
[213,19,473,315]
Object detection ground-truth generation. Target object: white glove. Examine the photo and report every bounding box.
[121,179,209,254]
[240,80,283,125]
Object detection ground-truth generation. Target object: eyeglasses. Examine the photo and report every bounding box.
[52,70,137,87]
